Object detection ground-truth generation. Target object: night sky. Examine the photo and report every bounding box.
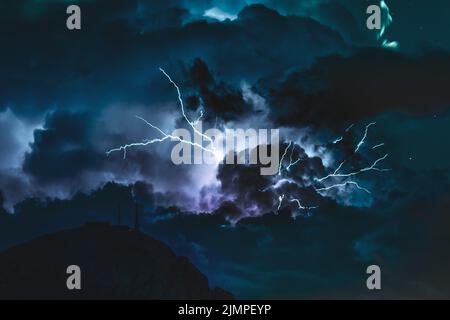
[1,0,450,298]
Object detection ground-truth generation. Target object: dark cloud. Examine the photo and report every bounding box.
[214,201,244,222]
[0,2,348,118]
[0,171,35,212]
[258,0,450,52]
[183,58,252,122]
[212,136,397,219]
[0,110,33,169]
[0,0,351,208]
[311,1,364,44]
[132,181,155,205]
[215,148,277,217]
[131,181,194,210]
[213,143,328,218]
[2,0,450,300]
[23,110,101,183]
[3,177,450,298]
[258,48,450,129]
[145,172,450,298]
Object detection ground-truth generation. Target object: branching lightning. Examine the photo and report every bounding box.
[278,141,292,175]
[106,115,215,159]
[315,181,372,194]
[106,68,217,160]
[267,121,390,216]
[290,198,319,210]
[355,122,376,153]
[317,154,390,182]
[158,68,214,147]
[317,160,346,183]
[286,144,303,172]
[107,68,391,220]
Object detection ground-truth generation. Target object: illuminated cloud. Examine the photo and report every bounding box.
[203,7,237,21]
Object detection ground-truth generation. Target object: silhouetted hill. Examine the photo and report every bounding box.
[0,222,233,299]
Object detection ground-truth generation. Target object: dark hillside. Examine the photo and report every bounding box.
[0,222,233,299]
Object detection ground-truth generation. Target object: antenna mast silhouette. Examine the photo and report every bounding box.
[134,203,140,231]
[117,203,121,225]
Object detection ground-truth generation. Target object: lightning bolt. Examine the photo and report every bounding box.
[278,141,292,176]
[158,68,214,147]
[290,198,318,219]
[290,198,319,210]
[277,194,285,212]
[332,136,343,144]
[372,143,385,150]
[345,124,354,132]
[266,121,390,216]
[332,123,354,144]
[106,115,216,159]
[315,181,372,194]
[106,68,218,160]
[286,144,303,172]
[317,160,346,183]
[355,122,376,153]
[261,178,296,192]
[107,68,391,220]
[193,109,204,125]
[276,194,318,216]
[317,154,390,182]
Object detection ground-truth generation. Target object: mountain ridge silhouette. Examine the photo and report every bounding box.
[0,222,233,299]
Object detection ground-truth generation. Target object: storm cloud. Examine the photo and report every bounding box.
[1,0,450,300]
[258,48,450,129]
